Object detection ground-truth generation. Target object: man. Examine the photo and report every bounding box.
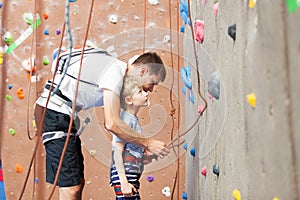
[34,47,169,200]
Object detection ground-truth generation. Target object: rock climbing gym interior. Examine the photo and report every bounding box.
[0,0,300,200]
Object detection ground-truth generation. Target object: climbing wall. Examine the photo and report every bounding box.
[181,0,300,200]
[0,1,188,199]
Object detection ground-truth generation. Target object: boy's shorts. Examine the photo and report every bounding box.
[45,136,84,187]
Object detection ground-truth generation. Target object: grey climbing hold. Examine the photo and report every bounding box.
[208,71,220,100]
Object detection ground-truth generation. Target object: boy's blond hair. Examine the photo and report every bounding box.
[120,76,143,110]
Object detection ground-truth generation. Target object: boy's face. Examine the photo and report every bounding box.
[129,86,149,107]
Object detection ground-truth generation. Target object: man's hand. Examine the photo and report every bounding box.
[145,139,170,158]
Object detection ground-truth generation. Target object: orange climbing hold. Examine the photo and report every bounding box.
[43,13,49,19]
[16,88,25,99]
[15,164,23,173]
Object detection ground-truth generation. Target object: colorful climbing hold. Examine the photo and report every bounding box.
[232,189,241,200]
[42,13,49,20]
[9,128,16,136]
[213,2,219,17]
[22,56,36,73]
[43,56,50,65]
[182,87,187,95]
[273,196,280,200]
[180,24,185,33]
[15,164,23,173]
[286,0,299,13]
[208,71,220,100]
[148,0,159,5]
[180,66,192,89]
[202,0,206,5]
[69,0,77,2]
[23,12,33,25]
[16,88,25,99]
[6,94,12,101]
[228,23,236,41]
[44,30,49,35]
[247,93,256,108]
[109,15,118,24]
[201,166,207,176]
[34,178,39,184]
[146,175,154,182]
[248,0,256,8]
[0,3,3,8]
[183,143,188,150]
[89,150,96,156]
[190,148,196,157]
[56,29,61,35]
[0,51,3,64]
[198,104,204,113]
[194,20,205,44]
[162,186,171,197]
[2,32,13,45]
[8,84,12,90]
[213,163,220,176]
[182,192,188,199]
[189,91,195,104]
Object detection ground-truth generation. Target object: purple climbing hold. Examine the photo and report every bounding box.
[146,175,154,182]
[56,30,61,35]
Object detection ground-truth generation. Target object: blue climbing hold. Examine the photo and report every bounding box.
[44,30,49,35]
[180,24,185,33]
[182,86,186,95]
[183,143,188,150]
[180,66,192,90]
[182,192,188,199]
[190,148,196,157]
[8,84,12,90]
[69,0,77,2]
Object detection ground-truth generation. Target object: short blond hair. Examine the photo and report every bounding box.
[120,76,143,110]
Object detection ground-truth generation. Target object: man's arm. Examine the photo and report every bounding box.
[103,90,169,157]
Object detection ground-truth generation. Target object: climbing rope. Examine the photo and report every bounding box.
[166,0,208,151]
[47,0,95,199]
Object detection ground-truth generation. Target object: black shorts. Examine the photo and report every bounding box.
[35,106,84,187]
[45,136,84,187]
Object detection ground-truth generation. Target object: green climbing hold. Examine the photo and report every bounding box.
[6,94,12,101]
[43,57,50,65]
[9,128,16,136]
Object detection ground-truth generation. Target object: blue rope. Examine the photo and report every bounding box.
[52,0,73,95]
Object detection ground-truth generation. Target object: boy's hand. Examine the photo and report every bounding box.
[121,182,137,197]
[143,150,158,165]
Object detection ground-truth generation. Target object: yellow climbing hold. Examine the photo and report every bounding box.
[273,197,280,200]
[247,93,256,108]
[0,51,3,64]
[232,189,241,200]
[248,0,256,8]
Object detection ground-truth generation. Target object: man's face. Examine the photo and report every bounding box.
[142,73,161,92]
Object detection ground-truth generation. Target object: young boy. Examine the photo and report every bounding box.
[110,76,151,200]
